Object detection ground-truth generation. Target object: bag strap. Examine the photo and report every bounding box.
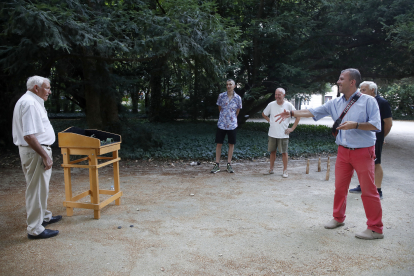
[338,92,361,120]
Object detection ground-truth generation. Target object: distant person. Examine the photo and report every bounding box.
[12,76,62,239]
[275,69,384,240]
[211,79,242,173]
[262,88,300,177]
[349,81,392,199]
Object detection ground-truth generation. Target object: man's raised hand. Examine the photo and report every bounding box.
[274,109,290,123]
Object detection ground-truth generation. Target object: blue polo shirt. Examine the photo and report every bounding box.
[309,90,381,148]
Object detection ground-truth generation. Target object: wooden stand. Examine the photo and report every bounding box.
[59,127,123,219]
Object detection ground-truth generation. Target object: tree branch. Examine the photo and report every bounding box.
[54,52,171,63]
[156,0,166,14]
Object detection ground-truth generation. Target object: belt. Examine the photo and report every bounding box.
[341,145,361,150]
[19,144,51,147]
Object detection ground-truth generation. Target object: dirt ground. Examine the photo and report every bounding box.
[0,120,413,276]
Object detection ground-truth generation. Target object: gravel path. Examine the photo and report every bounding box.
[0,120,413,276]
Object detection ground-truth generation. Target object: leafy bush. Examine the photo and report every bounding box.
[381,83,414,120]
[121,122,164,154]
[50,120,337,160]
[236,123,336,159]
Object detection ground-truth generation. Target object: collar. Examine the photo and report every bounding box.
[26,91,45,107]
[341,89,359,102]
[227,91,239,98]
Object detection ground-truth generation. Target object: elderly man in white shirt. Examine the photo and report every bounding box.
[262,88,300,177]
[12,75,62,239]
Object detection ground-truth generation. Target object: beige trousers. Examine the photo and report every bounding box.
[19,146,53,235]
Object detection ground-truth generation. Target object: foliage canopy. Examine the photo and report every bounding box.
[1,0,413,149]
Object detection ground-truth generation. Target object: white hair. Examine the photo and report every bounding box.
[26,76,50,90]
[276,88,285,94]
[360,81,377,95]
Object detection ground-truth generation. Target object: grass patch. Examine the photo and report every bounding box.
[51,120,337,160]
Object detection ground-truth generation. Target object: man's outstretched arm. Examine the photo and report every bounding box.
[275,109,314,123]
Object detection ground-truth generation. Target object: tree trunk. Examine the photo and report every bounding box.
[81,51,121,132]
[192,59,200,120]
[98,60,121,134]
[144,89,149,116]
[100,91,121,134]
[82,48,103,130]
[52,76,61,113]
[149,58,165,122]
[237,93,274,126]
[131,86,139,113]
[251,0,265,84]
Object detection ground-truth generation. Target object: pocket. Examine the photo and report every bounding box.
[25,151,35,160]
[367,146,376,160]
[22,151,36,170]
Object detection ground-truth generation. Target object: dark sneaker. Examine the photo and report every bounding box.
[378,190,383,200]
[227,163,234,173]
[349,185,361,193]
[211,163,220,173]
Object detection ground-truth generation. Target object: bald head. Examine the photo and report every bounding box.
[275,88,286,105]
[276,88,285,94]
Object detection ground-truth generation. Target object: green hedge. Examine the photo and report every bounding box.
[51,120,337,160]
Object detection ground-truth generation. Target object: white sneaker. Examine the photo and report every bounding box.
[355,229,384,240]
[324,218,345,229]
[282,170,288,178]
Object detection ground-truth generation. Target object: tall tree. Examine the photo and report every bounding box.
[0,0,242,136]
[215,0,414,124]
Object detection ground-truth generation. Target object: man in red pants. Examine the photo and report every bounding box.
[275,68,383,240]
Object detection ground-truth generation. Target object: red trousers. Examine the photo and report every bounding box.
[334,145,383,233]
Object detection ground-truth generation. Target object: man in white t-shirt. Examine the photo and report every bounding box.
[12,76,62,240]
[262,88,300,177]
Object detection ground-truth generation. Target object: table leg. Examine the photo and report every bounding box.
[113,151,121,205]
[62,149,73,216]
[89,152,100,219]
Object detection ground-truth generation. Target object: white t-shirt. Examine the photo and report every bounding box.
[263,100,296,138]
[12,91,56,146]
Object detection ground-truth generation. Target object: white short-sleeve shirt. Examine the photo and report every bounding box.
[12,91,55,146]
[263,100,296,138]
